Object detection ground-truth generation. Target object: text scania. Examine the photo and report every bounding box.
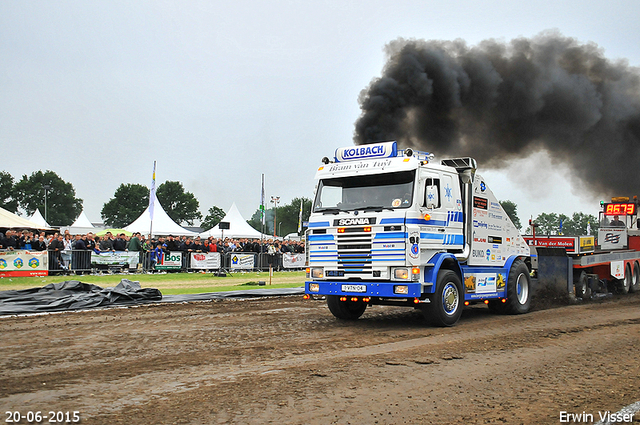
[338,218,371,226]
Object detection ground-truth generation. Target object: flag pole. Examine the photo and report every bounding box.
[149,161,157,239]
[260,174,265,268]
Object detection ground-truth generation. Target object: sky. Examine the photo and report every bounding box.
[1,0,639,226]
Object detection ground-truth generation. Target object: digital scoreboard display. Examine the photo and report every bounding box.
[603,203,636,216]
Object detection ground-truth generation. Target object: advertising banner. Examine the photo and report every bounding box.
[282,253,305,269]
[599,228,627,251]
[0,250,48,277]
[155,251,182,270]
[91,251,140,268]
[190,252,221,269]
[229,253,254,270]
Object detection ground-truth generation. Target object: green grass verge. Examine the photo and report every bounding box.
[0,270,306,295]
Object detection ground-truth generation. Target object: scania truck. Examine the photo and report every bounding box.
[304,141,532,326]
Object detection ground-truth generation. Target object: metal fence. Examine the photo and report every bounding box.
[44,250,306,275]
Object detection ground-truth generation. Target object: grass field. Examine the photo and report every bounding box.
[0,270,306,295]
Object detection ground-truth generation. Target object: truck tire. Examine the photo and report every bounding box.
[574,271,591,300]
[504,260,531,314]
[326,295,367,320]
[620,264,632,294]
[631,262,640,293]
[424,270,463,327]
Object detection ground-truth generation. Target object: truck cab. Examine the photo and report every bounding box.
[305,142,532,326]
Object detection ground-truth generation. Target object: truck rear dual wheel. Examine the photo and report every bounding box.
[504,260,531,314]
[631,262,640,293]
[621,264,632,294]
[423,270,463,327]
[326,295,367,320]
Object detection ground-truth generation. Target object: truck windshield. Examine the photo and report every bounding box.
[313,171,415,212]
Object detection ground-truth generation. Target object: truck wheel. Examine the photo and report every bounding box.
[620,264,632,294]
[326,295,367,320]
[574,271,591,300]
[631,262,640,293]
[424,270,463,327]
[504,260,531,314]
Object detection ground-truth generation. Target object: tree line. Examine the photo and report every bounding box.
[0,170,312,235]
[1,170,597,237]
[500,200,599,236]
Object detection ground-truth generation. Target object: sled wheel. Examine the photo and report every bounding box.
[424,270,463,327]
[574,271,591,300]
[504,260,531,314]
[326,295,367,320]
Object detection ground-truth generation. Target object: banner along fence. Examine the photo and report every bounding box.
[6,250,307,276]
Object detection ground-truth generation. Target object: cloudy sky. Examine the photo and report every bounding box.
[2,0,639,225]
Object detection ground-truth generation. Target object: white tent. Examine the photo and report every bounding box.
[199,202,268,239]
[125,193,198,237]
[59,210,99,235]
[71,211,94,228]
[0,207,54,230]
[28,209,51,228]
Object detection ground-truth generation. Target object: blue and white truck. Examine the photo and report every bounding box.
[304,141,533,326]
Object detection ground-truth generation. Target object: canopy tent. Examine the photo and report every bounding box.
[199,202,270,239]
[124,193,198,237]
[59,210,99,235]
[0,207,54,230]
[28,209,51,228]
[71,211,94,228]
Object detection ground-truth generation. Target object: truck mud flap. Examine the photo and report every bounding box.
[535,247,572,295]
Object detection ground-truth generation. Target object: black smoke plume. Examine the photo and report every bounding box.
[354,31,640,198]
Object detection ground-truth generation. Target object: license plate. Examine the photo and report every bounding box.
[341,284,367,293]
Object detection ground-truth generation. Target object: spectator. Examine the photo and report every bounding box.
[193,236,204,252]
[127,232,143,252]
[49,234,65,269]
[61,234,73,269]
[2,230,18,250]
[33,235,47,251]
[113,233,127,251]
[87,234,98,255]
[165,235,180,252]
[100,232,115,251]
[179,238,195,252]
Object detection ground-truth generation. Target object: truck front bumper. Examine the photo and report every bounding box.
[305,280,423,298]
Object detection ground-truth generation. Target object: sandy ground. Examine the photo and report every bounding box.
[1,292,639,425]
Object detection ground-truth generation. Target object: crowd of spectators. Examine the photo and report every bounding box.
[1,228,305,271]
[1,229,305,253]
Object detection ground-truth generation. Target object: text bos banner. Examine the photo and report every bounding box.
[229,253,254,270]
[0,250,48,277]
[156,252,182,270]
[190,252,221,269]
[282,253,305,269]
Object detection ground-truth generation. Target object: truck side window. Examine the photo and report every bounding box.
[425,178,441,209]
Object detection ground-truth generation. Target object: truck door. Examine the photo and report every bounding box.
[419,172,464,251]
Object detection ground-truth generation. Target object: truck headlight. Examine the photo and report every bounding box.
[309,283,320,292]
[311,268,324,279]
[393,268,409,280]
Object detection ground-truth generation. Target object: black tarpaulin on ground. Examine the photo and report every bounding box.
[0,280,306,316]
[0,279,162,316]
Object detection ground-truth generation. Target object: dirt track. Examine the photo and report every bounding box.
[1,293,639,425]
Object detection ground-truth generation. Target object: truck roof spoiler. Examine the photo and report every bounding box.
[441,157,477,172]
